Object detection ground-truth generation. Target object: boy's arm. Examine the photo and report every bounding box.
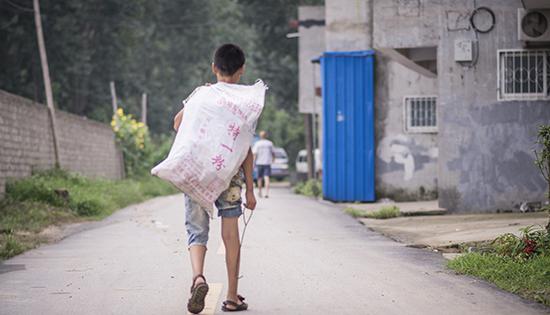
[173,109,184,132]
[242,148,256,210]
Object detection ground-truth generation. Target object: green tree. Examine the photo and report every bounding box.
[1,0,324,161]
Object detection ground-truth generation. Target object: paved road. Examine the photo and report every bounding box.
[0,187,548,315]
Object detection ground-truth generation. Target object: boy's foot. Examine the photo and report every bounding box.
[221,300,248,312]
[222,294,245,305]
[187,275,209,314]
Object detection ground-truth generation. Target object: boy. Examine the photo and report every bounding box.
[173,44,256,313]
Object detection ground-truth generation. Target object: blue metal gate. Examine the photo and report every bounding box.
[321,50,375,202]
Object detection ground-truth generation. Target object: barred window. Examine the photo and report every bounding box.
[498,49,550,101]
[404,96,437,133]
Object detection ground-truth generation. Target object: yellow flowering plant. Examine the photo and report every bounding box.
[111,108,152,176]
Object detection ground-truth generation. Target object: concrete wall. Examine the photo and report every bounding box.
[373,0,440,48]
[371,0,440,200]
[437,0,550,212]
[325,0,372,51]
[375,57,439,200]
[0,90,124,195]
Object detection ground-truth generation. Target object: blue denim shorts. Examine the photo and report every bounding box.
[256,164,271,177]
[184,172,243,247]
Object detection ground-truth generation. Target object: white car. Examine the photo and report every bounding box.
[271,147,289,179]
[296,149,322,176]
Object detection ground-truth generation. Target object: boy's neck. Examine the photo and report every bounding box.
[216,74,241,84]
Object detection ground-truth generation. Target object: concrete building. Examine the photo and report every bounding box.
[298,0,550,212]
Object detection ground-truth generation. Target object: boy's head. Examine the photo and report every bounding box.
[212,44,245,82]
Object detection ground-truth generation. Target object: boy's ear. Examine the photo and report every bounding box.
[211,63,217,75]
[238,65,245,76]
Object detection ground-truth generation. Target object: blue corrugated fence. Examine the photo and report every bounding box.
[321,50,375,202]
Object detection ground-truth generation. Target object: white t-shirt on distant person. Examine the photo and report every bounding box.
[252,139,274,166]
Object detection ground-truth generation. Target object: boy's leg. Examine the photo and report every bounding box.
[221,216,242,307]
[189,245,206,283]
[185,195,210,276]
[215,173,247,309]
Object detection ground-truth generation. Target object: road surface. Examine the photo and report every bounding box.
[0,186,547,314]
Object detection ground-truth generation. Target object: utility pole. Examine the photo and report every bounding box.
[110,81,118,114]
[141,93,147,125]
[33,0,60,168]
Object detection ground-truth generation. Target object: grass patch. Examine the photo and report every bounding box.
[294,179,322,197]
[366,206,400,219]
[344,205,401,219]
[0,169,177,260]
[343,207,367,218]
[448,253,550,305]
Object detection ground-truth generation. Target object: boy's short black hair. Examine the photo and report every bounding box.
[214,44,245,76]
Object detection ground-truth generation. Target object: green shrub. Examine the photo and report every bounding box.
[5,169,179,218]
[5,176,66,207]
[146,134,174,168]
[0,235,25,260]
[491,225,550,260]
[72,199,104,216]
[294,179,322,197]
[137,176,178,198]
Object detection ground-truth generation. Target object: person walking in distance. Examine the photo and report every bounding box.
[252,131,275,198]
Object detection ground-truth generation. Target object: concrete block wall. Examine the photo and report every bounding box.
[0,90,124,195]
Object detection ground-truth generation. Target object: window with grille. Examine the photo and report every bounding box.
[404,96,437,133]
[498,49,550,101]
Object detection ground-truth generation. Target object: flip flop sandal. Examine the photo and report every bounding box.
[223,295,245,305]
[187,274,209,314]
[221,300,248,312]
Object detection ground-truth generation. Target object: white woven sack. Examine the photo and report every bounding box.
[151,80,266,216]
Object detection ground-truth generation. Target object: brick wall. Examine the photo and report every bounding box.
[0,90,124,195]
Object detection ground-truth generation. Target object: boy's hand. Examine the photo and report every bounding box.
[244,189,256,210]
